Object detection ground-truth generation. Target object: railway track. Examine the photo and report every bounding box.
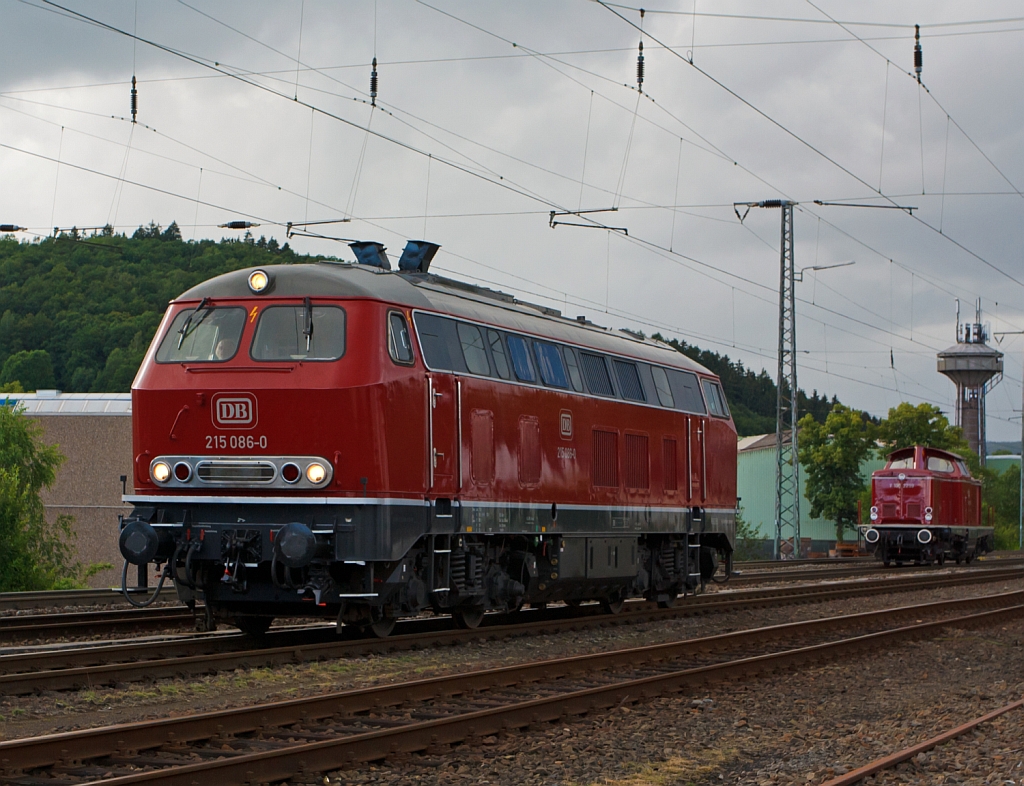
[0,553,1005,615]
[1,589,1021,785]
[730,554,1024,584]
[0,607,194,640]
[5,557,1023,644]
[1,564,1021,695]
[821,697,1024,786]
[0,588,175,613]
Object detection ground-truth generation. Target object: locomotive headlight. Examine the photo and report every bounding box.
[869,505,878,521]
[152,461,171,483]
[305,462,327,484]
[247,269,270,294]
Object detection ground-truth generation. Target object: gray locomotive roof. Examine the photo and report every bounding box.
[177,263,711,375]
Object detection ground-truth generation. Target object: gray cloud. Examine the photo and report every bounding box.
[3,0,1024,439]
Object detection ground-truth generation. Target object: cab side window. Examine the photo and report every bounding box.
[488,330,511,379]
[388,312,415,365]
[506,335,537,382]
[457,322,491,376]
[701,379,730,418]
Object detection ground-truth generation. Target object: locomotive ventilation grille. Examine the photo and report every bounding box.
[197,460,276,484]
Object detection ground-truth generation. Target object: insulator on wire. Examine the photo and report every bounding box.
[370,57,378,107]
[914,24,923,83]
[636,8,645,90]
[130,75,138,123]
[636,40,644,89]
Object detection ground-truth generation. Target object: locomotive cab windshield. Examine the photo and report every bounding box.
[156,306,246,363]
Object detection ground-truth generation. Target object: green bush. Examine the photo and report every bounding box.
[0,404,98,590]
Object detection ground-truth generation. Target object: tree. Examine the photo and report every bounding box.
[984,463,1020,550]
[798,404,874,541]
[0,404,82,590]
[0,349,56,391]
[876,402,970,456]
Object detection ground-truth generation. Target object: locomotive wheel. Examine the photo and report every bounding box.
[235,615,273,637]
[452,607,485,629]
[368,617,396,638]
[600,597,624,615]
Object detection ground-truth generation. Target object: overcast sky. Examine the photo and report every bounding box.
[3,1,1024,442]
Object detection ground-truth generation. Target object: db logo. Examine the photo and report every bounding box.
[559,410,573,440]
[212,393,258,430]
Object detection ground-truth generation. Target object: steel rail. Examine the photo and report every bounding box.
[730,555,1024,584]
[0,560,1004,643]
[1,566,1021,694]
[2,592,1021,783]
[0,607,194,639]
[820,697,1024,786]
[0,587,176,612]
[0,555,1013,613]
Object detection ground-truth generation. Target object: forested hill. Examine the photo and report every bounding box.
[653,336,839,436]
[0,225,840,435]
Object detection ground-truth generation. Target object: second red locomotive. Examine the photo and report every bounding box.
[118,241,737,635]
[862,445,992,566]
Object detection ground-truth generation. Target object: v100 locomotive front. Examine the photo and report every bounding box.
[119,255,737,636]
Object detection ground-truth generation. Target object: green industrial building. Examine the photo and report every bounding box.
[737,433,885,558]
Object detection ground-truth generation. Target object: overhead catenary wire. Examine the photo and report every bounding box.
[12,0,1011,352]
[594,0,1024,291]
[14,0,1006,352]
[12,1,1019,423]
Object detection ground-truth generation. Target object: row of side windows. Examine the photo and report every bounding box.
[411,311,729,418]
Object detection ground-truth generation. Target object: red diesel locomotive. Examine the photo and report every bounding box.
[862,445,993,566]
[118,241,737,635]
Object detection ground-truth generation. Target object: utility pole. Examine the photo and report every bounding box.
[734,200,800,559]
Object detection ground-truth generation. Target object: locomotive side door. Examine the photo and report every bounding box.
[427,373,459,497]
[688,416,706,502]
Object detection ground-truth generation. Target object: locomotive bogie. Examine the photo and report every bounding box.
[120,260,738,632]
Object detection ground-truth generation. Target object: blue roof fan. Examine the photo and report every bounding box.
[349,241,391,270]
[398,240,441,273]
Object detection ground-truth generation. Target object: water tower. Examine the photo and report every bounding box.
[937,300,1003,464]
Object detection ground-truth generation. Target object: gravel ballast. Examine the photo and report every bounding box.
[0,575,1021,785]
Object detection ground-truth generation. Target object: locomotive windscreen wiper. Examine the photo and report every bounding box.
[177,297,210,349]
[302,297,313,351]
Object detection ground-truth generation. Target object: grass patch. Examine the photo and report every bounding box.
[580,747,734,786]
